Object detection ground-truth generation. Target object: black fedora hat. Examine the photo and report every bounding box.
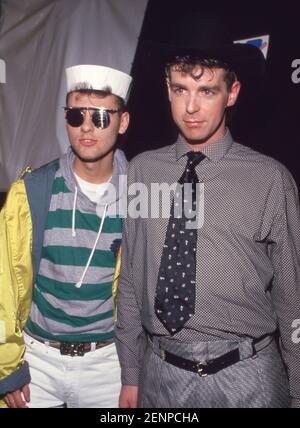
[142,10,266,87]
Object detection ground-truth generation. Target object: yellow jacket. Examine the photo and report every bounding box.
[0,179,33,406]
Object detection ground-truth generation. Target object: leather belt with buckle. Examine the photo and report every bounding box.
[149,333,272,377]
[36,339,114,356]
[58,340,114,356]
[160,347,240,377]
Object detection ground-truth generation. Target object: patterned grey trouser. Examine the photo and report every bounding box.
[138,335,290,408]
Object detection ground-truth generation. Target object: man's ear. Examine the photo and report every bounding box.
[119,111,130,135]
[227,81,241,107]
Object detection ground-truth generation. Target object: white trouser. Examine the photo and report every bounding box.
[24,332,121,408]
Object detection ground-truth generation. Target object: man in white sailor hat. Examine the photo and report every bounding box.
[0,65,132,408]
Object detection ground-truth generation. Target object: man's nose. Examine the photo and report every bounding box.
[81,110,93,131]
[186,94,200,114]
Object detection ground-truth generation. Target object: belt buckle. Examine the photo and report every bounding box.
[60,342,85,357]
[196,363,208,377]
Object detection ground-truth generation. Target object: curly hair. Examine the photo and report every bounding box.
[165,56,237,91]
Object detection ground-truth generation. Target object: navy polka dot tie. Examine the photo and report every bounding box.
[155,151,205,335]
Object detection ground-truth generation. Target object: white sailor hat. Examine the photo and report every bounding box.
[66,64,132,102]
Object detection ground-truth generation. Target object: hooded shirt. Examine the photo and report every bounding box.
[25,147,127,343]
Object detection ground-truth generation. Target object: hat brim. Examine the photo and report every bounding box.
[142,39,266,87]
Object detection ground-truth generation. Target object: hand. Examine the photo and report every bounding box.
[119,385,139,408]
[4,384,30,408]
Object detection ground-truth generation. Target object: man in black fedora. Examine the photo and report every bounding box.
[115,12,300,408]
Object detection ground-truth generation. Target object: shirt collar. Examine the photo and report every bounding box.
[175,128,234,162]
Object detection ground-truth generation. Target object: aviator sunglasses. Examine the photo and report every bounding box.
[64,106,121,129]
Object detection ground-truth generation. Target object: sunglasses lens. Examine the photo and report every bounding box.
[66,109,84,127]
[92,109,110,129]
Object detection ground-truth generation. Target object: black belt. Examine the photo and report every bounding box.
[149,334,272,377]
[160,347,240,377]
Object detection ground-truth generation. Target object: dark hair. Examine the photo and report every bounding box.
[66,84,125,111]
[165,56,237,91]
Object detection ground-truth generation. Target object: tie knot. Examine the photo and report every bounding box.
[186,151,205,169]
[178,151,205,185]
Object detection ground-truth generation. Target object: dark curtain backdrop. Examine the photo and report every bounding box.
[124,0,300,191]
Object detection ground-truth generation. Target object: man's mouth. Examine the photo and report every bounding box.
[184,120,205,128]
[79,139,97,146]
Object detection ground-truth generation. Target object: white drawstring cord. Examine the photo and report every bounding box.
[75,204,108,289]
[72,186,78,237]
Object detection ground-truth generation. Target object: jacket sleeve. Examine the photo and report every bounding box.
[114,159,146,386]
[0,180,33,396]
[112,247,121,321]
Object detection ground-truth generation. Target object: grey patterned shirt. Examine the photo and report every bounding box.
[115,129,300,402]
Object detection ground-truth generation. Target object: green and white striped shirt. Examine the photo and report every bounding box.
[26,148,126,342]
